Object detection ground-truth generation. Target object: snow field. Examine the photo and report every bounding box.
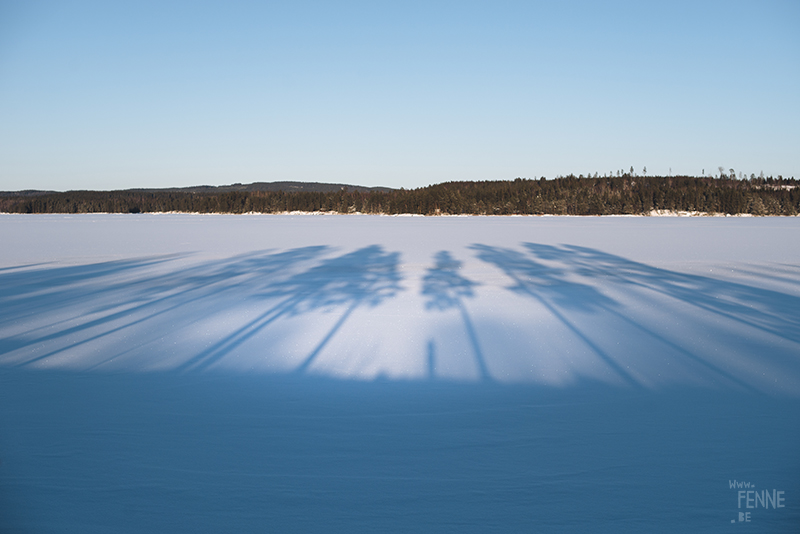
[1,214,798,532]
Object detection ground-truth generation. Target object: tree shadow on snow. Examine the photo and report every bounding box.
[0,245,403,373]
[2,244,799,532]
[470,242,800,393]
[421,251,490,381]
[524,243,800,346]
[179,245,403,373]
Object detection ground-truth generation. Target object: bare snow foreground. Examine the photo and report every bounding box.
[1,214,798,532]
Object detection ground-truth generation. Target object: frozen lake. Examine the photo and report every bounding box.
[1,214,799,532]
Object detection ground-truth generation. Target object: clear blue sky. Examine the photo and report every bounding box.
[1,0,798,191]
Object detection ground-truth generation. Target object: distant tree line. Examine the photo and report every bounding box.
[2,175,798,216]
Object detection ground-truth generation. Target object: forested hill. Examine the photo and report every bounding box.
[0,181,392,196]
[2,175,798,216]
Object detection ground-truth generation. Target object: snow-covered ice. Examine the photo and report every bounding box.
[1,214,798,532]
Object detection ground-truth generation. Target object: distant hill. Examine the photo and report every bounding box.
[133,181,395,194]
[0,189,57,197]
[1,181,394,196]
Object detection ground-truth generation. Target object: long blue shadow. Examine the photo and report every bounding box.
[471,244,639,387]
[469,242,800,393]
[422,251,490,382]
[1,247,329,367]
[181,245,403,373]
[525,243,800,346]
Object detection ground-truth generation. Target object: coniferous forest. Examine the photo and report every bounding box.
[2,174,798,216]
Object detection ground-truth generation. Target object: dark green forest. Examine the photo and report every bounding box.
[2,175,798,216]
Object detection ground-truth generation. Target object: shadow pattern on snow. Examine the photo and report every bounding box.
[179,245,403,373]
[470,243,639,388]
[470,242,800,392]
[2,240,799,393]
[2,240,799,532]
[421,251,489,381]
[0,246,403,373]
[524,243,800,346]
[2,247,330,367]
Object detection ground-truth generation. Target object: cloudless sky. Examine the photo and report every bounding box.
[1,0,798,191]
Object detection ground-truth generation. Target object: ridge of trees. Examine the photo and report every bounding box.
[2,175,798,216]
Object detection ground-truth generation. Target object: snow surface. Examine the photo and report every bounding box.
[1,214,798,532]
